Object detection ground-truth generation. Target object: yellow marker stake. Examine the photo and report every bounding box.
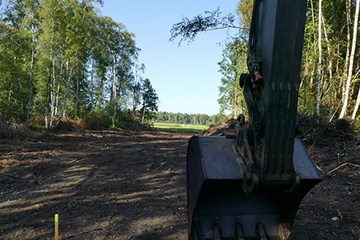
[55,214,58,240]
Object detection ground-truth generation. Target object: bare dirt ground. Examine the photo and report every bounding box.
[0,128,193,240]
[1,116,360,240]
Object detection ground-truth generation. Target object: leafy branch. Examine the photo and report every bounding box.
[169,8,245,46]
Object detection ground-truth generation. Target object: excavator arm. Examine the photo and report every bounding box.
[241,0,306,191]
[186,0,322,239]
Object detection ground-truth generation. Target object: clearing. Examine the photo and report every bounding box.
[1,117,360,239]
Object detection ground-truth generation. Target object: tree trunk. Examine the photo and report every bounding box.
[316,0,322,116]
[335,21,346,101]
[75,69,79,118]
[142,107,146,123]
[49,59,55,127]
[302,53,308,109]
[54,60,64,117]
[90,56,94,115]
[335,44,340,101]
[322,15,333,118]
[350,0,360,119]
[48,12,55,128]
[132,64,147,115]
[26,22,35,127]
[57,52,79,125]
[45,67,51,128]
[112,53,117,127]
[339,0,352,118]
[309,0,316,95]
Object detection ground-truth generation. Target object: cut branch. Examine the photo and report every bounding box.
[326,162,360,175]
[169,8,245,46]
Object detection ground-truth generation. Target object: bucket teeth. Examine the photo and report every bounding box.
[235,223,245,240]
[257,223,268,240]
[212,224,221,240]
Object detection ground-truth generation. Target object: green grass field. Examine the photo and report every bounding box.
[152,122,209,132]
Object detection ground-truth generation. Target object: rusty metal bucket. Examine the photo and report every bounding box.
[187,136,322,240]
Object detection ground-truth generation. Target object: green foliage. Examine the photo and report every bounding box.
[170,0,360,121]
[154,111,227,125]
[297,0,358,119]
[0,20,31,120]
[0,0,156,128]
[28,123,45,132]
[237,0,253,29]
[217,36,248,118]
[175,0,360,121]
[141,78,159,122]
[108,126,121,131]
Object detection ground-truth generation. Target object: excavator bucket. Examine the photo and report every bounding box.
[187,135,322,239]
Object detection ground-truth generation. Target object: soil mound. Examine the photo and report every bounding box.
[203,115,358,145]
[123,119,151,130]
[0,120,33,141]
[202,118,237,136]
[81,115,108,130]
[297,115,358,147]
[52,116,150,131]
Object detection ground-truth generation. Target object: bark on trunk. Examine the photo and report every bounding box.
[90,56,94,115]
[26,23,35,127]
[54,60,64,117]
[350,0,360,119]
[49,59,55,127]
[322,15,333,117]
[339,0,352,118]
[45,67,51,128]
[75,69,79,118]
[57,52,79,125]
[48,12,55,128]
[142,107,146,123]
[112,53,117,127]
[317,0,322,116]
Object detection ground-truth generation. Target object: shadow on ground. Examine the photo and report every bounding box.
[0,129,193,240]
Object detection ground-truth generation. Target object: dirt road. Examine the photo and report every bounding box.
[0,124,359,239]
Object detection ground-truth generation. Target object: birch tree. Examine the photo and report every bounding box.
[56,0,102,124]
[24,0,39,127]
[111,50,117,127]
[132,63,145,114]
[350,0,360,119]
[339,0,354,118]
[317,0,322,116]
[322,14,333,117]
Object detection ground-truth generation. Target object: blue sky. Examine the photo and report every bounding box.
[99,0,239,116]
